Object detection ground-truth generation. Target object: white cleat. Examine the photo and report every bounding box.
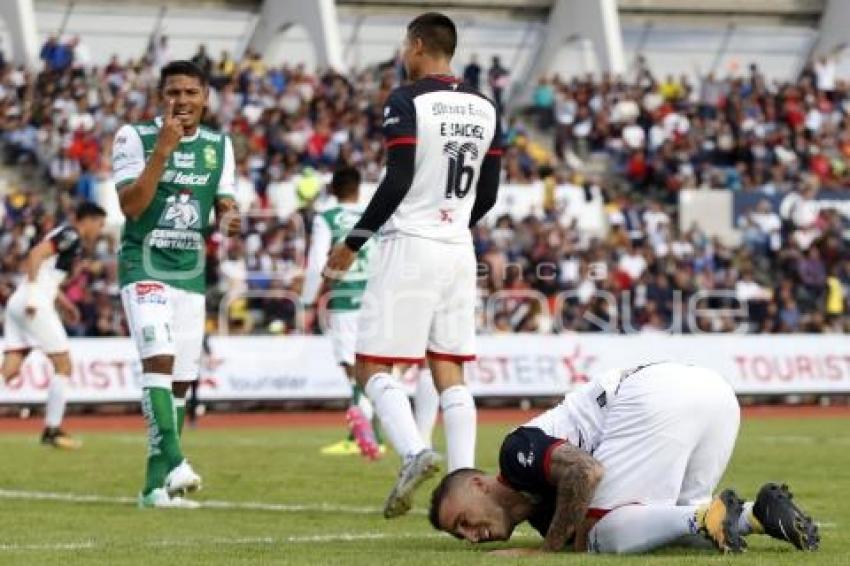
[138,487,200,509]
[383,449,443,519]
[164,459,202,497]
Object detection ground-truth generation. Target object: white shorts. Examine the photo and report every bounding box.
[3,289,68,354]
[355,236,476,364]
[589,364,740,511]
[120,281,205,382]
[328,310,358,367]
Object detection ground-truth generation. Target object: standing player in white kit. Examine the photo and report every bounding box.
[323,12,503,518]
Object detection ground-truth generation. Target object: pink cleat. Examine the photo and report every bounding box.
[346,406,382,460]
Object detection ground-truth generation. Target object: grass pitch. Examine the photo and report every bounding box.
[0,416,846,565]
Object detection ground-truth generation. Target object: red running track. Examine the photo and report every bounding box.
[0,405,848,433]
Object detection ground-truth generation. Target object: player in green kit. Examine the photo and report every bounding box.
[112,61,240,508]
[301,167,384,458]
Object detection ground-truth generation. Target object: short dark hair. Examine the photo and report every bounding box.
[407,12,457,58]
[159,60,207,90]
[330,166,361,200]
[428,467,482,533]
[75,201,106,220]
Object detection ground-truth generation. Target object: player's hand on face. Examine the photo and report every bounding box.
[155,99,184,156]
[322,243,356,281]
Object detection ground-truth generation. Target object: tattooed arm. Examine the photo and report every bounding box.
[542,444,604,552]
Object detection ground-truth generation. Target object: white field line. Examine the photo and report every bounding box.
[148,532,447,547]
[0,489,837,527]
[0,533,448,553]
[0,488,425,515]
[0,541,96,552]
[0,488,835,554]
[757,435,850,445]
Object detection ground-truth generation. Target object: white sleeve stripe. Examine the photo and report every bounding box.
[111,125,145,185]
[217,135,236,197]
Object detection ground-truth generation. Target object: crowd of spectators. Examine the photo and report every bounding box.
[0,35,847,337]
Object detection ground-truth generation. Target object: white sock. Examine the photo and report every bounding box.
[45,374,69,428]
[413,369,439,447]
[173,395,186,412]
[440,384,476,471]
[738,501,756,536]
[364,372,426,459]
[587,504,699,554]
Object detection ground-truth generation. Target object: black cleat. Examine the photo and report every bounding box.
[753,483,819,551]
[40,427,82,450]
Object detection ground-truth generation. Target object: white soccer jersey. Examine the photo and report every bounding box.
[380,75,502,244]
[524,365,632,454]
[17,225,82,301]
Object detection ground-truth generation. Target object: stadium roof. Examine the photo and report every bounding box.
[337,0,826,24]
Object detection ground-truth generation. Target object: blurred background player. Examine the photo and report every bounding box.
[324,12,502,518]
[2,201,106,449]
[112,60,240,508]
[302,167,442,459]
[302,166,383,458]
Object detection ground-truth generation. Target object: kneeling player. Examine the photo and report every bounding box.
[2,201,106,448]
[429,362,819,554]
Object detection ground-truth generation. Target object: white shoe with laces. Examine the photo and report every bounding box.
[383,449,443,519]
[165,459,202,497]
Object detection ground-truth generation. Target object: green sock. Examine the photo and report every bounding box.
[174,397,186,438]
[348,384,360,441]
[141,386,184,495]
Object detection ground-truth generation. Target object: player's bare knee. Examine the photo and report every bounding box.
[429,360,464,392]
[172,380,192,397]
[355,359,392,387]
[47,352,72,376]
[2,360,23,381]
[142,355,175,375]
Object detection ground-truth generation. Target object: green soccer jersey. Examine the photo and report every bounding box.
[304,203,372,311]
[112,118,235,294]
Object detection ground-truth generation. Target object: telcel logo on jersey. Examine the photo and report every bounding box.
[161,170,211,186]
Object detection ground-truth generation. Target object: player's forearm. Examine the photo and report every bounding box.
[345,145,415,251]
[543,455,604,551]
[119,148,170,219]
[55,291,74,311]
[469,153,501,227]
[26,255,41,284]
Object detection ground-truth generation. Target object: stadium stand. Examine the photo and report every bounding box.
[0,1,847,341]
